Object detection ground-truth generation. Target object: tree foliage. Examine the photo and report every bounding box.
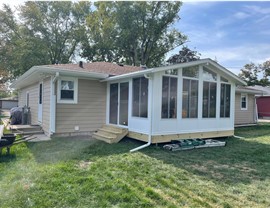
[239,60,270,86]
[167,46,201,64]
[0,2,90,77]
[81,1,187,67]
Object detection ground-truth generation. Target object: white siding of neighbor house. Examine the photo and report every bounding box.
[55,79,106,135]
[235,92,256,125]
[42,77,51,135]
[18,82,39,125]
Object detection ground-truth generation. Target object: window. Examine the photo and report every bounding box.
[57,77,78,104]
[220,84,231,118]
[165,69,178,76]
[241,94,248,110]
[182,66,199,78]
[203,67,217,81]
[132,77,148,118]
[26,92,29,107]
[39,83,43,104]
[182,79,198,118]
[161,76,177,118]
[203,82,217,118]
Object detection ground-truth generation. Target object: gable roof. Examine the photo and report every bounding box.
[43,62,142,76]
[11,62,142,89]
[236,86,263,94]
[104,58,246,86]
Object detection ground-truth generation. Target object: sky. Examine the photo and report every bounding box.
[0,1,270,76]
[176,1,270,75]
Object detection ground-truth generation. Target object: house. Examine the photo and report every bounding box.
[11,59,246,150]
[234,86,261,126]
[238,85,270,119]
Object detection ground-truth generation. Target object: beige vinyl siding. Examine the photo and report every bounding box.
[55,79,106,134]
[42,77,51,135]
[18,82,39,125]
[235,92,256,125]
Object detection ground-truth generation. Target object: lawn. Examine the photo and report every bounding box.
[0,124,270,208]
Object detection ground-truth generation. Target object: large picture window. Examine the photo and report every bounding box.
[132,77,148,118]
[203,82,217,118]
[57,77,78,104]
[182,79,198,118]
[161,76,177,118]
[220,84,231,118]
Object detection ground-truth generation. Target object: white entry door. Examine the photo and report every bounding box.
[38,82,43,123]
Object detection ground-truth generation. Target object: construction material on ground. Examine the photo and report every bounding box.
[163,139,226,151]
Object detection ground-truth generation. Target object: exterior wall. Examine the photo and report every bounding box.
[55,79,106,135]
[18,82,39,125]
[234,92,256,125]
[42,77,51,135]
[107,64,237,140]
[151,66,236,136]
[256,96,270,118]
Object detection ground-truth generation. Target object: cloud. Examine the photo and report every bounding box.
[199,44,270,74]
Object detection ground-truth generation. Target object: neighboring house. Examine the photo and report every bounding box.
[11,59,245,146]
[234,87,261,126]
[241,85,270,119]
[0,98,18,109]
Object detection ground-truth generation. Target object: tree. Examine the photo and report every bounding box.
[0,2,91,77]
[81,1,187,67]
[238,60,270,86]
[166,46,201,64]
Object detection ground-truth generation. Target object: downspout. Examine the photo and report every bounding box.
[49,72,59,135]
[130,74,153,152]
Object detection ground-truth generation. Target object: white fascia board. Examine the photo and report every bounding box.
[11,66,109,89]
[103,58,246,86]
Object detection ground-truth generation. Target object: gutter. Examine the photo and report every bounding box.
[130,74,153,152]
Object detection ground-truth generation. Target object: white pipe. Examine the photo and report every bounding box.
[52,72,59,83]
[130,74,153,152]
[233,135,245,139]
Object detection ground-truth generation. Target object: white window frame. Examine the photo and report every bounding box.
[241,93,248,110]
[57,77,78,104]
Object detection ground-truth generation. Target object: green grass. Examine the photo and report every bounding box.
[1,124,270,207]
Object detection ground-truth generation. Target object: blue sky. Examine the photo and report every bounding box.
[1,1,270,76]
[175,1,270,75]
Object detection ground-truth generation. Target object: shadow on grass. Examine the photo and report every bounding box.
[26,136,143,163]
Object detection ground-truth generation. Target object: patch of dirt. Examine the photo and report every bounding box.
[77,160,93,169]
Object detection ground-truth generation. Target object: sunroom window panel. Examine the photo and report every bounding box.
[132,77,148,118]
[132,78,140,117]
[169,77,177,118]
[162,77,169,118]
[190,80,198,118]
[162,76,177,118]
[203,82,217,118]
[209,82,217,118]
[182,79,198,118]
[225,85,231,117]
[140,77,148,118]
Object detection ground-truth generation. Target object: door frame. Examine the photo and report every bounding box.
[38,81,43,123]
[108,81,129,127]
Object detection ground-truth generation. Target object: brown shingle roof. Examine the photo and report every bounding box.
[43,62,142,76]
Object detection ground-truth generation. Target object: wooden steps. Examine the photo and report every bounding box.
[93,125,128,144]
[10,125,44,135]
